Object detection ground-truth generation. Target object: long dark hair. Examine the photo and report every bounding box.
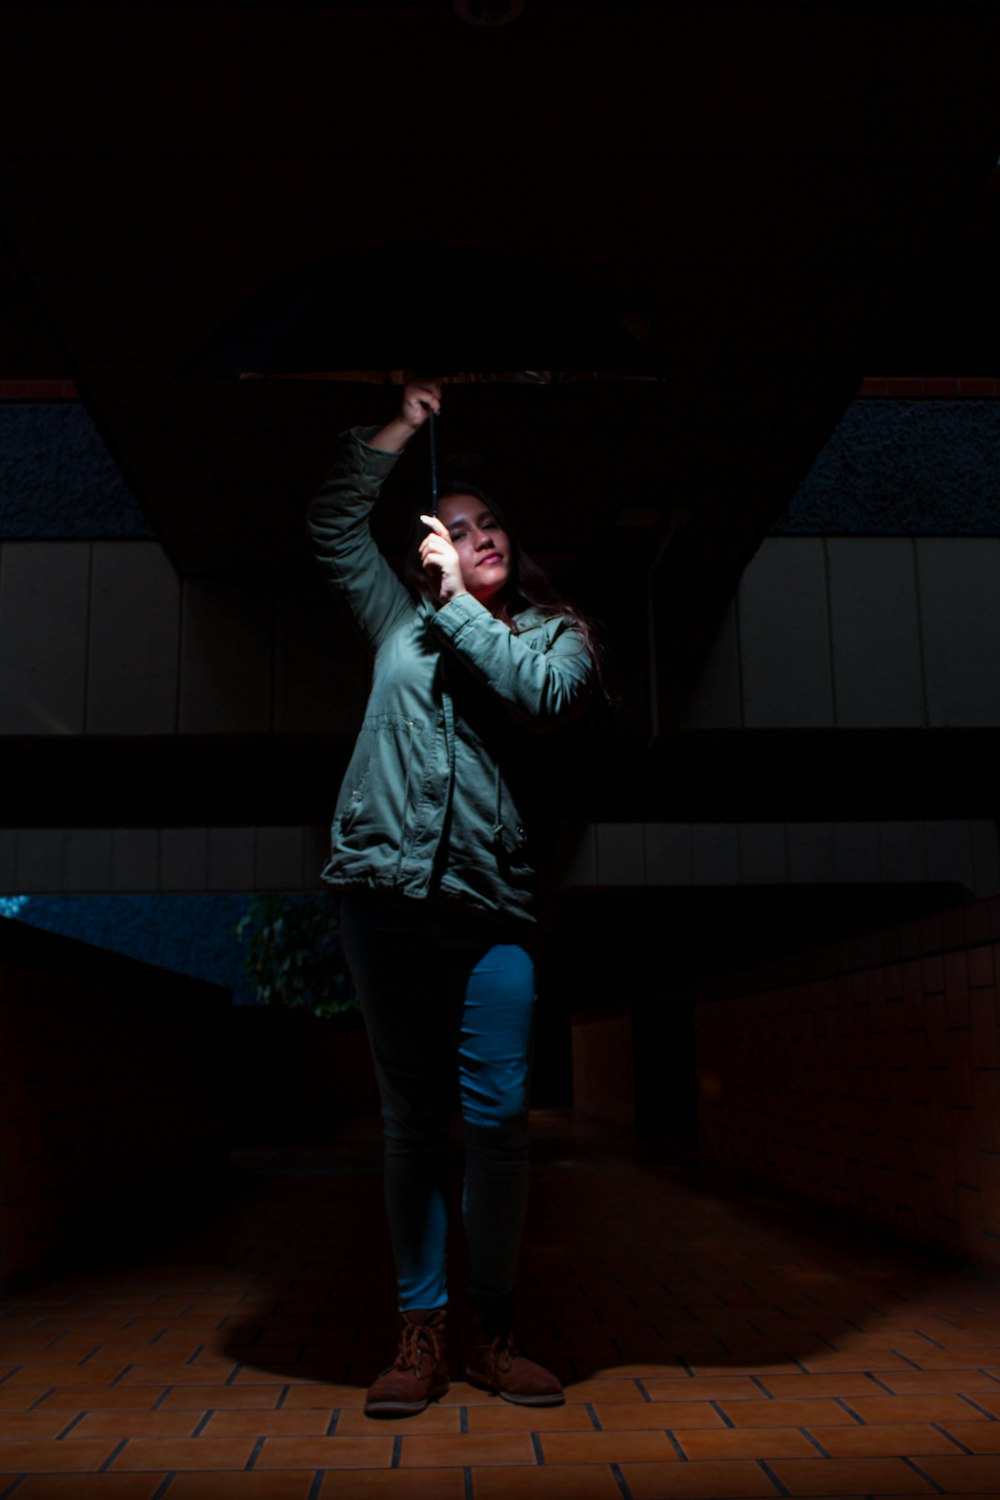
[405,481,608,693]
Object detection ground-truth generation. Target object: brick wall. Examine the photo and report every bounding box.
[0,920,230,1287]
[695,894,1000,1271]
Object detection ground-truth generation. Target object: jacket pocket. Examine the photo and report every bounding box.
[335,714,418,845]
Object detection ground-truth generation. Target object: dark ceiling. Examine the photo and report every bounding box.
[2,0,999,722]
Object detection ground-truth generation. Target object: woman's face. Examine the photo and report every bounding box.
[436,493,512,606]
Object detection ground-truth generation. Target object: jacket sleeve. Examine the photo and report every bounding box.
[305,426,412,650]
[429,592,594,730]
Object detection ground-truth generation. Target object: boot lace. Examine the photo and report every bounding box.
[395,1320,440,1375]
[488,1330,519,1379]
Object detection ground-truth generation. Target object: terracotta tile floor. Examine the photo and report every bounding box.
[2,1111,1000,1498]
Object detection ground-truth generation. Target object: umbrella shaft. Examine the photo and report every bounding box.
[429,408,438,517]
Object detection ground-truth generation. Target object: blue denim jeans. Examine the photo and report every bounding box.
[339,891,536,1312]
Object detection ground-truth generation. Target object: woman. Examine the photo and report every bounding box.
[307,378,598,1417]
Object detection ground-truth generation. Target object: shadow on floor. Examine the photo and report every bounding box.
[134,1111,989,1395]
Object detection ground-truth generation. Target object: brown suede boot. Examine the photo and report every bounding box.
[464,1299,564,1407]
[364,1307,450,1418]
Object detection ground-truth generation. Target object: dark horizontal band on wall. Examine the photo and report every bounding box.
[4,729,998,828]
[2,378,998,402]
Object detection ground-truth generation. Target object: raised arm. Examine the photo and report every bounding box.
[305,380,441,649]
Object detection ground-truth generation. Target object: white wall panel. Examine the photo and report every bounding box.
[918,539,1000,727]
[111,828,160,891]
[87,543,179,733]
[692,823,741,884]
[826,538,924,727]
[160,827,209,891]
[878,822,927,884]
[62,828,113,892]
[925,820,975,890]
[595,823,644,885]
[739,823,788,884]
[832,822,880,883]
[643,823,693,885]
[14,829,64,892]
[787,822,835,885]
[0,542,90,734]
[739,538,834,727]
[0,821,995,895]
[207,827,256,890]
[255,825,305,890]
[0,830,16,890]
[5,538,1000,741]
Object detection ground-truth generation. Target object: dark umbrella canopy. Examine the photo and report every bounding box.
[177,248,660,382]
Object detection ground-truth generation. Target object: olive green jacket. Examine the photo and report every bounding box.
[306,426,594,930]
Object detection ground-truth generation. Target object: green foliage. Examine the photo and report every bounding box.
[235,894,359,1020]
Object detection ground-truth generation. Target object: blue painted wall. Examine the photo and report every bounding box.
[0,404,153,538]
[774,400,1000,535]
[10,894,258,1004]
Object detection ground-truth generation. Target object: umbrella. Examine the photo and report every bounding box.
[178,247,661,511]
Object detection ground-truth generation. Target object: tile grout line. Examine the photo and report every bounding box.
[758,1458,791,1496]
[98,1439,129,1472]
[833,1396,866,1424]
[665,1428,687,1461]
[55,1412,87,1440]
[957,1391,998,1420]
[901,1455,946,1495]
[931,1420,973,1455]
[611,1462,633,1500]
[709,1399,735,1429]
